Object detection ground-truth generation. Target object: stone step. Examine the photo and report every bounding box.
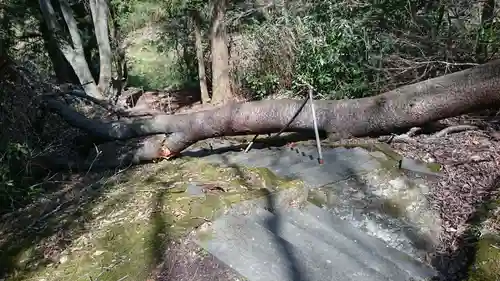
[196,203,438,281]
[239,148,310,168]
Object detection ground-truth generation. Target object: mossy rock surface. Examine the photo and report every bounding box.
[1,157,303,281]
[468,234,500,281]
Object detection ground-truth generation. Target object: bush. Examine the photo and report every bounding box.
[230,0,500,100]
[0,142,39,212]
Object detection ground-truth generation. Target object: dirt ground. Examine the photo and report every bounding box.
[0,152,300,281]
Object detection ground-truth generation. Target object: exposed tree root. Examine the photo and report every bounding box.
[379,125,482,145]
[432,125,478,137]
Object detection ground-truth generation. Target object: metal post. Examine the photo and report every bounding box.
[308,86,324,164]
[245,92,310,153]
[244,134,259,153]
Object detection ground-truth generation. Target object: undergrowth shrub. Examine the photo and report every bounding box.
[230,0,500,100]
[229,1,391,100]
[0,142,40,212]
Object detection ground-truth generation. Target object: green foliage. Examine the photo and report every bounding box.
[126,37,189,90]
[243,73,280,99]
[231,0,500,100]
[111,0,169,33]
[0,142,39,212]
[290,1,394,99]
[110,0,201,90]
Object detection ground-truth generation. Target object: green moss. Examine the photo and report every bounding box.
[248,167,302,190]
[7,157,304,281]
[307,189,328,208]
[426,162,442,173]
[468,234,500,281]
[13,220,173,281]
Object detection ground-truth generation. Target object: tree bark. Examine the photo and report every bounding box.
[89,0,113,94]
[475,0,495,63]
[191,10,210,104]
[45,59,500,166]
[108,1,128,103]
[210,0,233,105]
[39,18,79,84]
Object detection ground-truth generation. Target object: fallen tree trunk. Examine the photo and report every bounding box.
[45,59,500,166]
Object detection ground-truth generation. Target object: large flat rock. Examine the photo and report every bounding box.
[184,140,441,281]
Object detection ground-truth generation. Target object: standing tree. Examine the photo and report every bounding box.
[191,9,211,104]
[38,0,114,100]
[160,0,236,105]
[209,0,234,104]
[89,0,113,94]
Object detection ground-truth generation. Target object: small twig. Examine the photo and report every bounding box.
[227,3,275,24]
[84,144,103,177]
[406,127,422,137]
[27,202,66,228]
[25,173,59,190]
[192,216,211,222]
[116,275,128,281]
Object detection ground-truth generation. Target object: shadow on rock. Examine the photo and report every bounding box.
[262,188,309,281]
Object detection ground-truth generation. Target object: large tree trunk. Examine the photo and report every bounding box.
[108,1,127,104]
[192,10,210,104]
[210,0,233,105]
[39,0,103,99]
[45,59,500,167]
[89,0,112,94]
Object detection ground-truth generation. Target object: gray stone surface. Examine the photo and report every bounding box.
[187,140,440,281]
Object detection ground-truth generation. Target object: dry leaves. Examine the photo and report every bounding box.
[390,115,500,278]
